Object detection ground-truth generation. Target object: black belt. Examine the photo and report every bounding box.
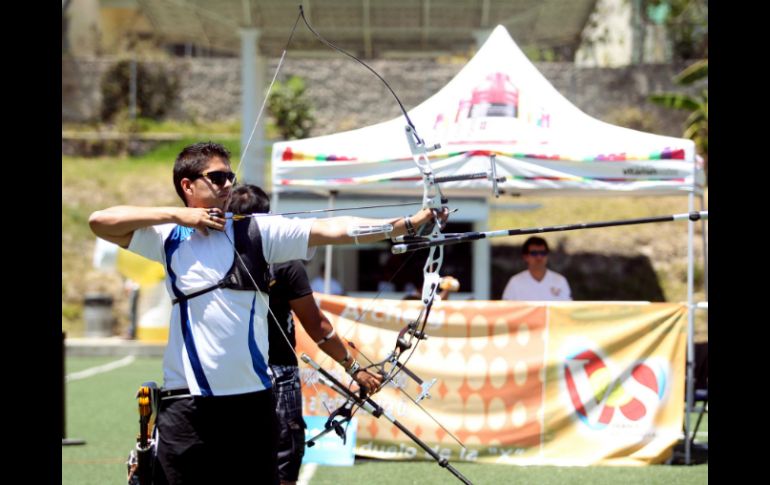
[160,388,192,400]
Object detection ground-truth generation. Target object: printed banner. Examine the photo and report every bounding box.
[297,296,687,466]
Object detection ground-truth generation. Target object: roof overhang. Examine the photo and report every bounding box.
[132,0,598,58]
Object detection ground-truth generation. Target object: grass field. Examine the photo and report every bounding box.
[62,356,708,485]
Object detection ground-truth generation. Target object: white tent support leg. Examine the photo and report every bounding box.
[700,192,708,300]
[684,191,696,464]
[474,218,491,300]
[323,191,337,294]
[271,190,280,214]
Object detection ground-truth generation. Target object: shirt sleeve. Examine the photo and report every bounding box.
[258,216,317,264]
[283,261,314,301]
[127,225,170,265]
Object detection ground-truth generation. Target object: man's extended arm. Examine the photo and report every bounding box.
[308,207,446,246]
[289,294,382,392]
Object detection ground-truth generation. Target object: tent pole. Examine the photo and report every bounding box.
[684,191,696,464]
[271,190,280,213]
[700,192,708,300]
[324,191,337,294]
[474,205,491,300]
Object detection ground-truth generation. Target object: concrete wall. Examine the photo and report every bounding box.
[62,56,701,137]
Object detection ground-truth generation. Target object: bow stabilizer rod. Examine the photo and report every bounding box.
[301,354,474,485]
[392,211,708,253]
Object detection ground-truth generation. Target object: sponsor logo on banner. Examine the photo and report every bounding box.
[560,345,669,431]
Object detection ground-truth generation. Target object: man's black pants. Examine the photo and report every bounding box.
[153,389,279,485]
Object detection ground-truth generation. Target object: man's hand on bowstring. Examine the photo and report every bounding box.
[177,207,226,235]
[351,369,384,397]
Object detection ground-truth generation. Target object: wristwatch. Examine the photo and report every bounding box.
[404,216,417,237]
[345,359,361,376]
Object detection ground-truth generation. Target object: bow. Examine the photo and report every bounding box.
[287,8,510,484]
[290,8,501,374]
[226,7,507,483]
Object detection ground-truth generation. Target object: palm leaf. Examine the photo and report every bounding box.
[674,59,708,85]
[649,93,700,111]
[648,59,708,176]
[685,109,707,126]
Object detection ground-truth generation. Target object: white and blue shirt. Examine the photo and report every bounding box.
[128,216,316,396]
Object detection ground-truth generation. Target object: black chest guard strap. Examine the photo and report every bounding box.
[171,218,271,305]
[224,217,271,292]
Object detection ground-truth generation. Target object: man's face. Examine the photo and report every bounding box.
[184,156,235,209]
[523,244,549,271]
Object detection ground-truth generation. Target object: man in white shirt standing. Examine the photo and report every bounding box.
[88,142,446,485]
[501,236,572,301]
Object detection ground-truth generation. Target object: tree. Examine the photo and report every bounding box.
[649,58,708,177]
[644,0,708,61]
[267,76,315,140]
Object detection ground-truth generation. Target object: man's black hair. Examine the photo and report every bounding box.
[173,142,231,206]
[522,236,549,255]
[227,184,270,214]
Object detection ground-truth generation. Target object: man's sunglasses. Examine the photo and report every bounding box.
[194,170,236,186]
[526,250,549,257]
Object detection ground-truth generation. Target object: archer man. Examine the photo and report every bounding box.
[89,141,447,485]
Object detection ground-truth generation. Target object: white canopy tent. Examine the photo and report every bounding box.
[272,26,703,197]
[271,25,706,463]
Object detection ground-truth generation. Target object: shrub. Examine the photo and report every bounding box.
[100,60,180,123]
[267,76,315,140]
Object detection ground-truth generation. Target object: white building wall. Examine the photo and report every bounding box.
[576,0,672,67]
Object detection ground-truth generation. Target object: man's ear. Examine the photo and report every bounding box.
[179,178,195,205]
[181,178,193,195]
